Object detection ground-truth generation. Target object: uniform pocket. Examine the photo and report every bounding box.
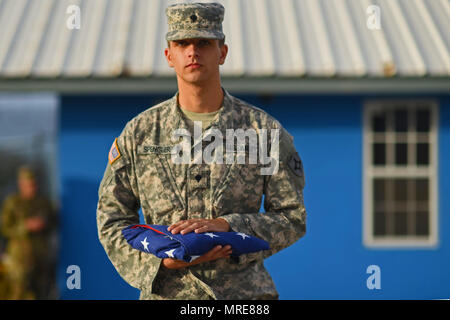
[212,152,264,214]
[136,153,185,216]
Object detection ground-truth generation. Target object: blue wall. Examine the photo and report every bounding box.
[58,93,450,299]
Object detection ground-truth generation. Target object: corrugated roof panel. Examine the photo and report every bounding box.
[265,0,303,76]
[237,0,270,75]
[221,0,245,76]
[425,0,450,51]
[63,0,108,77]
[0,0,448,79]
[0,0,28,73]
[125,0,164,76]
[33,0,81,77]
[152,0,181,76]
[378,0,427,76]
[252,0,276,75]
[295,0,335,76]
[346,0,395,76]
[400,0,450,75]
[321,0,366,76]
[92,0,133,77]
[275,0,306,76]
[2,0,53,77]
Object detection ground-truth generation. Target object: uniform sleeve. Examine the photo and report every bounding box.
[96,126,162,291]
[220,124,307,263]
[1,196,27,238]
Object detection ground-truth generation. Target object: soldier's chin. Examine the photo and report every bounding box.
[184,75,209,85]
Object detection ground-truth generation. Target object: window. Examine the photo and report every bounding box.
[363,100,438,247]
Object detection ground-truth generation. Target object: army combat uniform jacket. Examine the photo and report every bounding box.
[97,90,306,300]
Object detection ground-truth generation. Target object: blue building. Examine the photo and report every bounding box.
[0,0,449,299]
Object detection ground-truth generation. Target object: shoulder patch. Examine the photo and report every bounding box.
[108,138,122,165]
[288,152,303,177]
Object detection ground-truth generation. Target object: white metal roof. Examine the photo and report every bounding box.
[0,0,448,82]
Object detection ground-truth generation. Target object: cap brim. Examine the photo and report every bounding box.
[166,29,225,41]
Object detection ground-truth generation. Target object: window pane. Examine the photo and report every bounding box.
[394,109,408,132]
[393,212,408,235]
[416,143,429,165]
[416,109,430,132]
[374,179,385,201]
[368,104,434,242]
[415,179,429,202]
[394,179,407,202]
[374,211,386,236]
[372,112,386,132]
[373,143,386,165]
[415,211,429,236]
[395,143,408,165]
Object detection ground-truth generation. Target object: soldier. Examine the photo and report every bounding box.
[0,166,57,299]
[97,2,306,300]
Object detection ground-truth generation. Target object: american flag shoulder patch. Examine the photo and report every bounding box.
[108,138,121,165]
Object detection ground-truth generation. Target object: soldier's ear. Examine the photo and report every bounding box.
[164,47,175,68]
[219,43,228,65]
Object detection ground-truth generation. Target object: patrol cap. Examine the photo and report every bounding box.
[18,166,36,181]
[165,2,225,41]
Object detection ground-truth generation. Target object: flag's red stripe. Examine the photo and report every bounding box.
[131,224,166,235]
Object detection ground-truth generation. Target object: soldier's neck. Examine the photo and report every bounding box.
[177,80,223,113]
[19,193,36,200]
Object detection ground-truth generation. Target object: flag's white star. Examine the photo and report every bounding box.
[189,255,201,262]
[204,232,219,239]
[236,232,250,240]
[141,237,149,251]
[165,249,176,258]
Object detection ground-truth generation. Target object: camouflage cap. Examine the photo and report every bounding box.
[166,2,225,41]
[18,166,36,181]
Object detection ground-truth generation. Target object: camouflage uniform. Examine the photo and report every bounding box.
[0,192,56,299]
[97,90,306,299]
[96,2,306,300]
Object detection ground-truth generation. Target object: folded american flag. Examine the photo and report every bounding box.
[122,224,270,262]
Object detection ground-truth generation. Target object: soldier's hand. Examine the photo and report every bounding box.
[25,217,45,232]
[168,218,230,235]
[161,245,232,270]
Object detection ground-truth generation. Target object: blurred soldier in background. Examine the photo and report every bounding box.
[0,166,57,299]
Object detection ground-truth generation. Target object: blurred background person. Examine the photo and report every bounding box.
[0,166,57,299]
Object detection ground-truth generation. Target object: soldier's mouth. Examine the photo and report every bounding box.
[186,63,202,69]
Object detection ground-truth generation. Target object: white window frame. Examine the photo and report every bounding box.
[363,100,438,248]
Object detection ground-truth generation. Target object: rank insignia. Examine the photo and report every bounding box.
[108,138,121,165]
[288,152,303,177]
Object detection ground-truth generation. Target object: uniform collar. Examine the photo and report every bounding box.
[166,88,234,143]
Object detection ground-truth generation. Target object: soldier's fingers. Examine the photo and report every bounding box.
[180,222,202,235]
[211,245,232,258]
[170,221,192,234]
[220,246,232,255]
[170,218,206,233]
[206,245,223,256]
[168,220,186,231]
[194,225,209,233]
